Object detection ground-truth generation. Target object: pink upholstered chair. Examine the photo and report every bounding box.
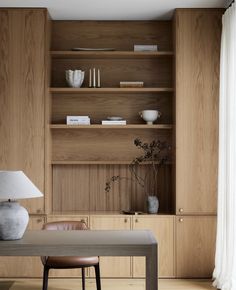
[41,221,101,290]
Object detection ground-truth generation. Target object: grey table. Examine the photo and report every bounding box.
[0,230,157,290]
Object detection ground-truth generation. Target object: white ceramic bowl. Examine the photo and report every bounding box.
[65,70,85,88]
[139,110,161,125]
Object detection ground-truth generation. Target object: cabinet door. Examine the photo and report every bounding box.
[90,216,132,277]
[133,216,175,278]
[176,216,216,278]
[0,216,45,277]
[0,9,47,214]
[175,9,222,214]
[46,215,89,277]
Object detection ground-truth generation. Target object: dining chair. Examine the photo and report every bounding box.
[41,220,101,290]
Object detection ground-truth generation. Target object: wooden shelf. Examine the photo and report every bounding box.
[52,160,172,165]
[50,87,174,94]
[50,124,172,129]
[51,50,174,59]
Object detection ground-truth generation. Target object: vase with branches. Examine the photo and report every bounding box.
[105,138,170,213]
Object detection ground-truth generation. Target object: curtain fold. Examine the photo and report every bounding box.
[213,3,236,290]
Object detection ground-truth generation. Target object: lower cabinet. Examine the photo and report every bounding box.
[0,215,45,278]
[132,215,175,278]
[90,215,132,278]
[176,215,216,278]
[46,215,89,277]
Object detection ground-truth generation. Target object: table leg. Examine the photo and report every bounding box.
[146,244,158,290]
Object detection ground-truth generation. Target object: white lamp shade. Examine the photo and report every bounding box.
[0,171,43,200]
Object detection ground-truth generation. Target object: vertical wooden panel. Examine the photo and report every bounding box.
[90,215,132,277]
[175,9,222,214]
[52,164,171,213]
[133,215,175,278]
[0,9,48,213]
[176,216,216,277]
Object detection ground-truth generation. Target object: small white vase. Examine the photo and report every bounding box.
[147,195,159,214]
[65,70,85,88]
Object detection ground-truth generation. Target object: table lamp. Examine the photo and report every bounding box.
[0,171,43,240]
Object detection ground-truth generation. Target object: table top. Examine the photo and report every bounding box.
[0,230,157,257]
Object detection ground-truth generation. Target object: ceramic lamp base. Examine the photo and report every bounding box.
[0,201,29,240]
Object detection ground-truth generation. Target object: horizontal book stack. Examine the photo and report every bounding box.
[66,116,90,125]
[102,120,127,125]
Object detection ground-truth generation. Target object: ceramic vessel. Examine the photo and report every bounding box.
[65,70,85,88]
[139,110,161,125]
[0,201,29,240]
[147,195,159,214]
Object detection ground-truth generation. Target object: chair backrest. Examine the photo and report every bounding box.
[42,221,88,231]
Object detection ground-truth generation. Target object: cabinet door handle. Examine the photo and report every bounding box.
[37,218,43,223]
[124,218,127,223]
[179,208,184,213]
[179,218,184,222]
[135,219,138,223]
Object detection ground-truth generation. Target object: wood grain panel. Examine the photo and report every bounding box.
[52,93,173,124]
[176,216,216,278]
[52,129,171,162]
[90,215,132,277]
[51,58,173,88]
[52,164,172,213]
[0,9,48,213]
[133,215,175,278]
[0,216,45,277]
[52,21,172,51]
[175,9,222,214]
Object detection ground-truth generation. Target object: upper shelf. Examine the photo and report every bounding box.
[50,87,174,94]
[51,51,174,59]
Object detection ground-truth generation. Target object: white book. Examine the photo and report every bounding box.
[102,120,127,125]
[67,116,90,125]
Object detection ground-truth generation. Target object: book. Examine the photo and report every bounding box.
[134,45,158,52]
[67,116,90,125]
[120,81,144,88]
[102,120,127,125]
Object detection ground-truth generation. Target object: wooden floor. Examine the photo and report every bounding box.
[0,279,215,290]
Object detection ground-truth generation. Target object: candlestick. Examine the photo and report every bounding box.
[97,69,101,88]
[93,68,96,88]
[89,69,92,88]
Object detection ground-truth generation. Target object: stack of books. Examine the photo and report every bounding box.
[134,45,158,51]
[102,120,127,125]
[120,81,144,88]
[66,116,90,125]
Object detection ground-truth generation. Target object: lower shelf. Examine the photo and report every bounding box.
[50,124,173,129]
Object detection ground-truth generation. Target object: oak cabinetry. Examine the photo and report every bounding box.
[132,216,175,278]
[90,215,132,277]
[0,216,45,277]
[175,9,222,215]
[0,8,49,214]
[176,216,216,278]
[174,9,222,278]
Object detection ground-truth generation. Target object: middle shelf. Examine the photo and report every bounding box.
[50,124,173,129]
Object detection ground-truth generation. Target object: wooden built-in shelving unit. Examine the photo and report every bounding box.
[50,20,174,214]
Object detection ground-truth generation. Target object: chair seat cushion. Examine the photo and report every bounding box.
[43,256,99,268]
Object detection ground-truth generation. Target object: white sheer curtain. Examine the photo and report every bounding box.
[213,3,236,290]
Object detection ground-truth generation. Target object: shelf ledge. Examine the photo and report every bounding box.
[50,124,173,129]
[50,87,174,94]
[51,50,174,59]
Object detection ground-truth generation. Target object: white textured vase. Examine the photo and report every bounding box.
[65,70,85,88]
[0,201,29,240]
[147,196,159,214]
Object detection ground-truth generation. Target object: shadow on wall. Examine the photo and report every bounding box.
[0,281,14,290]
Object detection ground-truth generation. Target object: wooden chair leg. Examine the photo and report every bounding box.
[94,264,101,290]
[82,267,85,290]
[42,266,49,290]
